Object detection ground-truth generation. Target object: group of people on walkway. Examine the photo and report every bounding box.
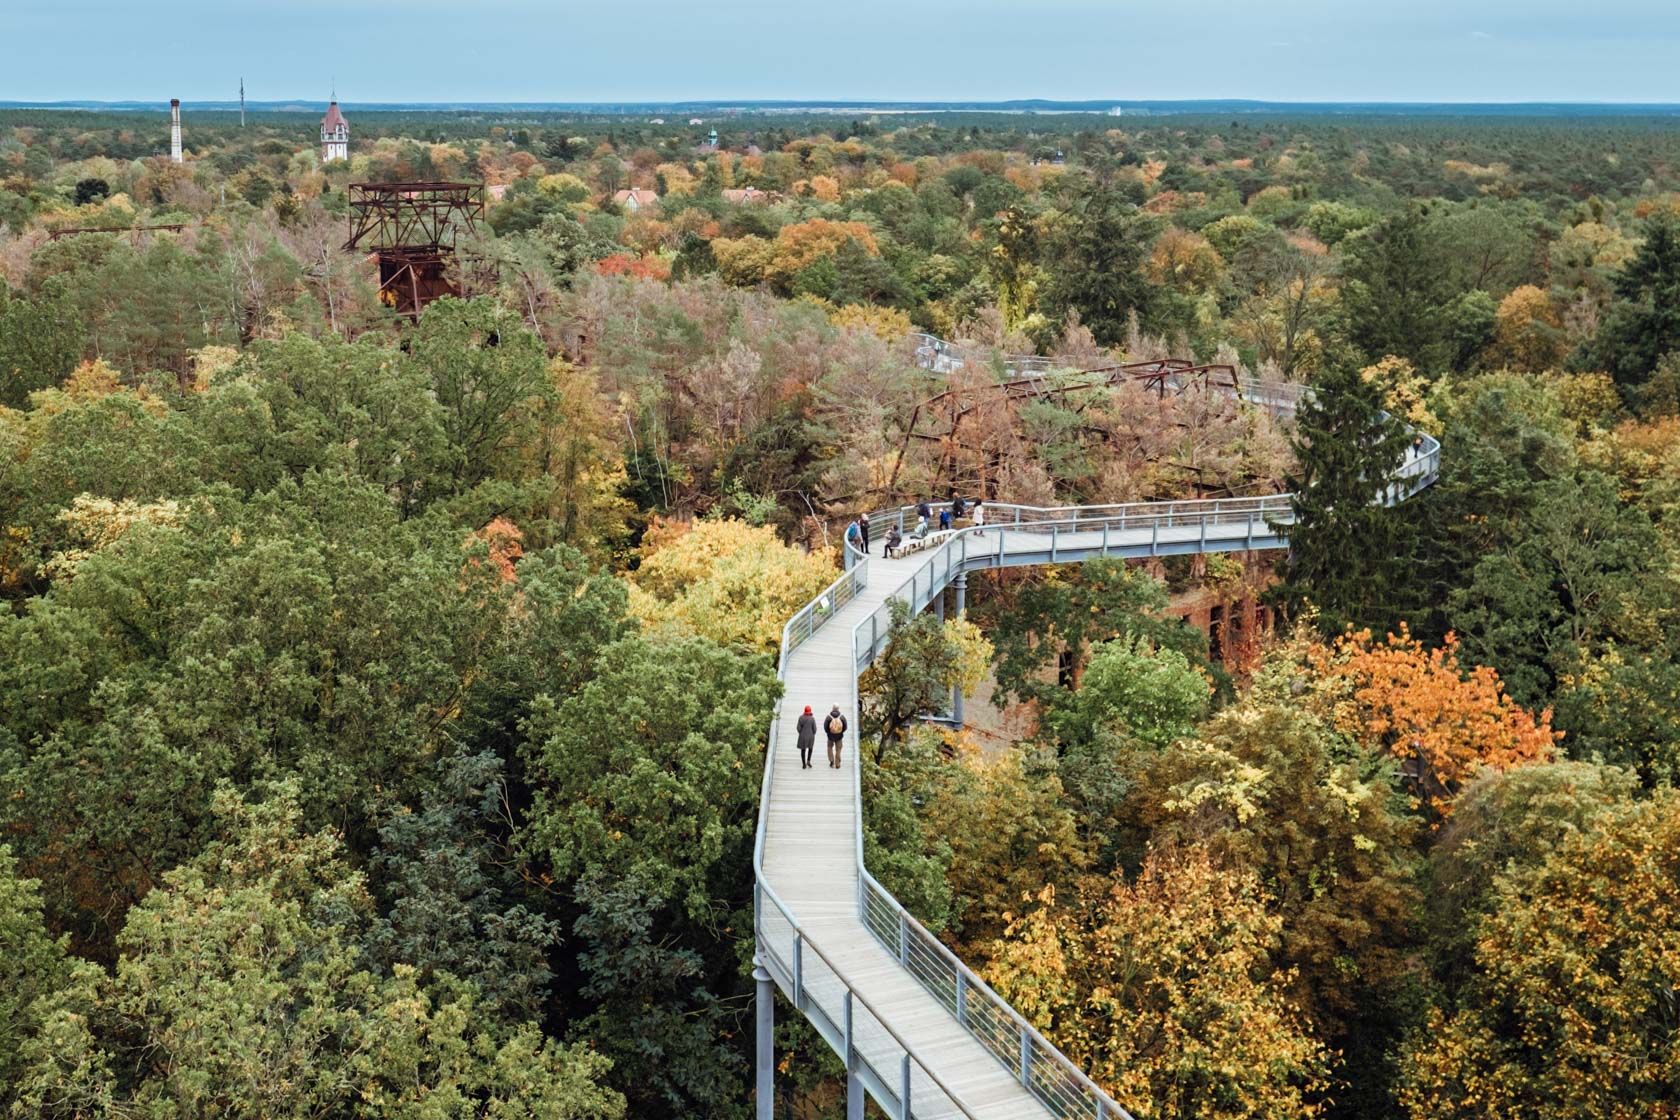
[845,493,985,559]
[795,705,847,769]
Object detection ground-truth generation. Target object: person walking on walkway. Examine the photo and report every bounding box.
[845,518,862,557]
[916,498,932,523]
[859,514,871,555]
[971,499,985,535]
[950,490,966,522]
[824,705,848,769]
[795,705,817,769]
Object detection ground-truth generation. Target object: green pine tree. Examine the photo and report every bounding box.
[1272,360,1413,634]
[1577,212,1680,390]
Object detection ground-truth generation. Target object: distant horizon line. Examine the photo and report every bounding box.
[5,97,1680,113]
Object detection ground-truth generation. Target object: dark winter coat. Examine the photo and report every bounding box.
[796,713,818,749]
[824,709,848,741]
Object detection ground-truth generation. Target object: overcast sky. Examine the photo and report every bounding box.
[6,0,1679,104]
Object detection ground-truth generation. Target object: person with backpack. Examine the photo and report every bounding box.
[823,705,848,769]
[949,490,966,522]
[795,705,818,769]
[844,518,862,556]
[916,498,932,522]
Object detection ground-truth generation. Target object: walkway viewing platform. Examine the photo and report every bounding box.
[751,344,1442,1120]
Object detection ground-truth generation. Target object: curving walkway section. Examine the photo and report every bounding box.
[752,346,1441,1120]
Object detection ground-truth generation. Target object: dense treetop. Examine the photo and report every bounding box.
[1,107,1678,1119]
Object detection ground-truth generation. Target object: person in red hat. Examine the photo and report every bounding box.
[795,705,817,769]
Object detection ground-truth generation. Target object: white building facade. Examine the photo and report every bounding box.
[321,100,349,163]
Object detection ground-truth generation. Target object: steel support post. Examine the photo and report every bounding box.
[952,572,968,728]
[754,964,774,1120]
[844,991,864,1120]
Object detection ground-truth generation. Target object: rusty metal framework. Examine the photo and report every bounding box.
[889,358,1246,493]
[45,224,187,241]
[344,181,484,317]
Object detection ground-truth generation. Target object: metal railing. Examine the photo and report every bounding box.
[909,332,1056,375]
[785,554,869,658]
[859,876,1130,1120]
[755,336,1443,1120]
[756,876,985,1119]
[756,552,992,1119]
[841,519,1136,1120]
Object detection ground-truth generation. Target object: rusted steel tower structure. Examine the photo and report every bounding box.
[343,181,484,317]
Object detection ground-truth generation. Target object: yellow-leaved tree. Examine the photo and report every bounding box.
[1398,790,1680,1120]
[984,846,1330,1120]
[626,518,835,653]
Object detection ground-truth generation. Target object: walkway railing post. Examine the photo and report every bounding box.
[792,933,804,1008]
[754,963,774,1120]
[897,910,909,965]
[845,993,864,1120]
[1019,1025,1032,1088]
[955,970,967,1026]
[843,990,854,1068]
[1102,520,1110,556]
[952,572,967,728]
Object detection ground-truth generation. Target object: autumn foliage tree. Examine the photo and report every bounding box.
[766,219,880,289]
[626,518,836,654]
[1306,626,1560,815]
[1398,791,1680,1120]
[1490,283,1566,371]
[985,847,1330,1120]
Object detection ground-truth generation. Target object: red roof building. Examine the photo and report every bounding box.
[613,188,660,212]
[321,100,349,163]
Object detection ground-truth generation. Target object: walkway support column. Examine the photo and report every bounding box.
[847,1072,865,1120]
[754,963,774,1120]
[952,571,968,728]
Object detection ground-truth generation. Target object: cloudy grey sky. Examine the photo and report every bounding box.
[5,0,1679,103]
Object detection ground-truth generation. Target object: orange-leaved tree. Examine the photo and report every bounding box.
[766,219,880,287]
[1311,626,1560,815]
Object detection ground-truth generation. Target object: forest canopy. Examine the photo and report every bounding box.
[1,105,1678,1119]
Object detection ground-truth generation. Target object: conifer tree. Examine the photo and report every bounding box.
[1272,360,1412,634]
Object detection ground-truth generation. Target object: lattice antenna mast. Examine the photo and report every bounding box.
[239,77,245,126]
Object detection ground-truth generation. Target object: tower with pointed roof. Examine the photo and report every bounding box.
[320,98,348,163]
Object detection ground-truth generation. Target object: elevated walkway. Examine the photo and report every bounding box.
[752,352,1441,1119]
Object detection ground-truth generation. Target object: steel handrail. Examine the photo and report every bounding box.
[755,552,989,1119]
[755,879,987,1119]
[845,518,1137,1120]
[857,869,1131,1119]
